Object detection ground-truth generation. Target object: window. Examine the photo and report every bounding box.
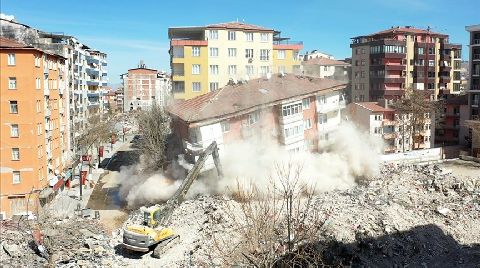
[302,98,310,109]
[8,77,16,89]
[228,48,237,57]
[192,64,200,74]
[361,71,365,78]
[221,121,230,132]
[428,47,435,55]
[282,103,302,116]
[173,81,185,92]
[36,78,41,89]
[277,50,285,60]
[361,48,365,54]
[228,65,237,75]
[9,101,18,113]
[12,148,20,160]
[318,95,326,104]
[355,48,359,55]
[8,54,16,65]
[428,83,435,89]
[192,82,201,92]
[260,66,270,75]
[374,127,382,134]
[361,60,365,66]
[260,33,269,42]
[318,113,327,124]
[209,30,218,40]
[248,111,260,125]
[246,65,254,75]
[37,123,42,135]
[209,47,219,57]
[417,47,424,54]
[246,32,253,41]
[428,60,435,67]
[245,49,254,58]
[284,125,303,138]
[304,119,312,129]
[36,100,41,112]
[374,114,382,121]
[209,82,219,92]
[12,171,20,184]
[10,124,19,137]
[324,66,329,71]
[35,56,41,67]
[192,47,200,57]
[209,65,219,75]
[260,49,270,61]
[228,31,236,41]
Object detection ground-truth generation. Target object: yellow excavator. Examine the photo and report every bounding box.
[122,141,223,257]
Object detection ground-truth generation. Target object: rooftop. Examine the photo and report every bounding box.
[353,26,448,39]
[0,37,29,48]
[206,21,273,32]
[354,102,395,113]
[303,57,350,66]
[167,74,346,124]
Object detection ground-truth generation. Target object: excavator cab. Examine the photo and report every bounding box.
[143,207,162,228]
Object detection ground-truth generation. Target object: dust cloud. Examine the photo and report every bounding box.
[118,122,384,207]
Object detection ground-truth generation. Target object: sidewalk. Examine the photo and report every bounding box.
[46,137,131,218]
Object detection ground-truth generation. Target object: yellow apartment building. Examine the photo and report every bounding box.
[0,37,66,218]
[168,22,303,100]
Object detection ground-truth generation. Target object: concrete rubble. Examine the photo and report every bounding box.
[1,163,479,267]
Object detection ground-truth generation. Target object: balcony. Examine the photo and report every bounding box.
[87,80,100,86]
[471,84,480,91]
[279,112,303,125]
[385,64,406,71]
[384,76,405,84]
[86,56,100,64]
[171,39,208,47]
[273,40,304,50]
[280,132,304,146]
[317,120,338,133]
[384,145,397,153]
[383,132,396,139]
[383,119,396,126]
[86,68,100,76]
[439,76,451,83]
[183,140,205,156]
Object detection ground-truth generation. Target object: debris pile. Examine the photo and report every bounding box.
[2,163,479,267]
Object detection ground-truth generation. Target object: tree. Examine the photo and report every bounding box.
[391,89,442,151]
[136,104,171,172]
[212,164,328,267]
[75,114,115,157]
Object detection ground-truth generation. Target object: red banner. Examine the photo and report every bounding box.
[99,146,104,157]
[80,171,88,185]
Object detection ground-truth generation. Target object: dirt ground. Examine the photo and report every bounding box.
[439,159,480,178]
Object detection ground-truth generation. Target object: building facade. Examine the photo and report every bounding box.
[435,94,469,146]
[168,22,303,100]
[350,26,462,102]
[0,38,66,218]
[348,100,433,154]
[302,57,350,82]
[465,24,480,156]
[167,74,346,165]
[122,62,171,111]
[0,17,109,162]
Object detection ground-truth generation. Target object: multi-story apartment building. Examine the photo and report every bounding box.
[115,89,124,113]
[0,17,109,162]
[350,26,462,102]
[168,22,303,100]
[0,38,66,218]
[122,62,171,111]
[167,74,346,165]
[435,94,469,146]
[465,24,480,156]
[348,100,433,154]
[302,57,350,82]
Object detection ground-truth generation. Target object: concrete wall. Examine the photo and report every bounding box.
[380,148,442,163]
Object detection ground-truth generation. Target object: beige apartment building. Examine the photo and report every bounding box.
[168,22,303,100]
[350,26,462,102]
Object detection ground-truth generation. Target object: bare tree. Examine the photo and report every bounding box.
[212,163,328,267]
[392,89,442,151]
[136,104,170,172]
[75,114,115,158]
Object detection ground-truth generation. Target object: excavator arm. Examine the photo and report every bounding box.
[158,141,223,226]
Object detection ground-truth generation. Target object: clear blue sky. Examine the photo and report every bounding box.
[2,0,478,85]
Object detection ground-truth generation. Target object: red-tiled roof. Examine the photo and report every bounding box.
[0,37,29,48]
[355,102,395,112]
[206,22,273,31]
[167,74,346,124]
[368,27,447,37]
[303,57,350,66]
